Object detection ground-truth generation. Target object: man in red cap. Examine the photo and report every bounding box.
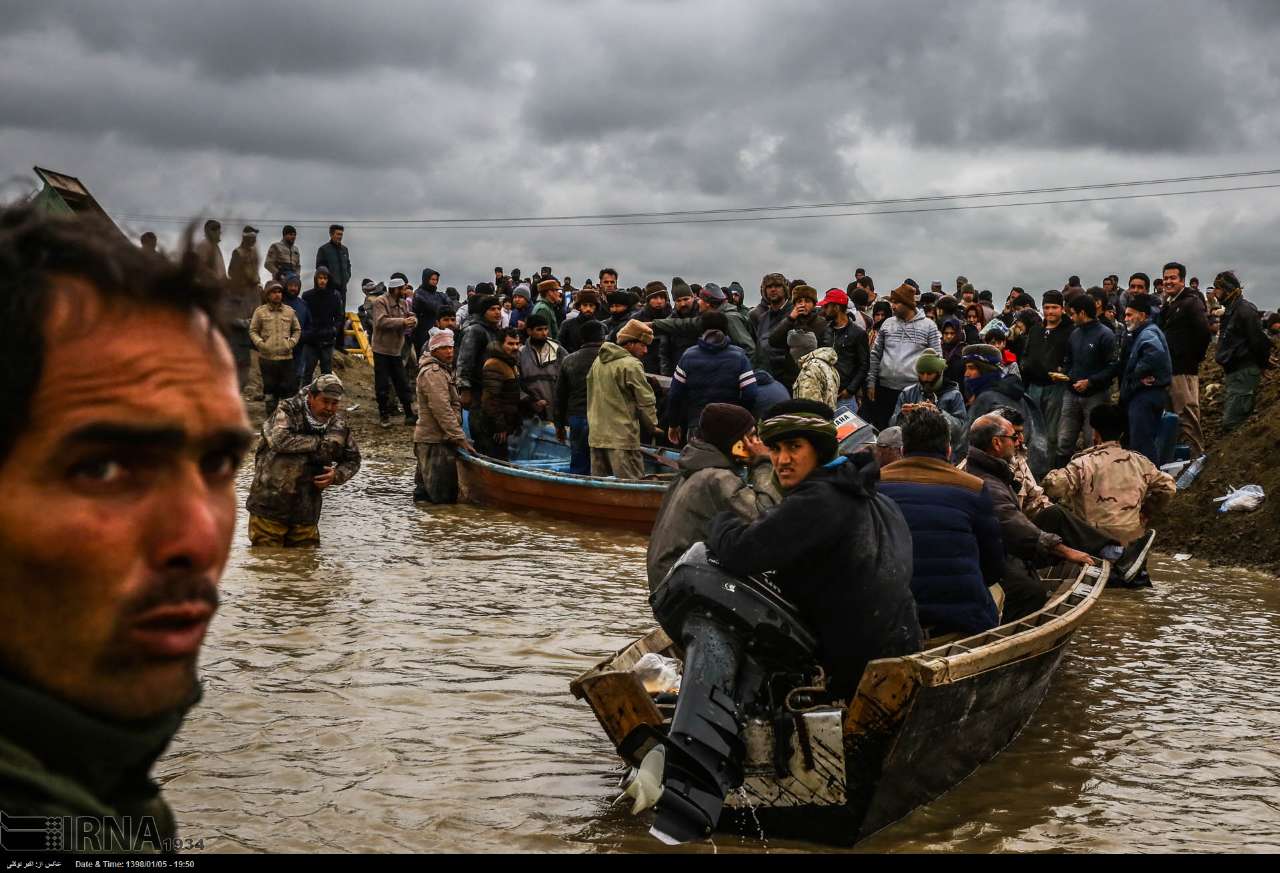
[821,288,869,414]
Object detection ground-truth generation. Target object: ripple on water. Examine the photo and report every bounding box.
[158,463,1280,852]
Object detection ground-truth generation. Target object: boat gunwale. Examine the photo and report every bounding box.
[457,448,671,492]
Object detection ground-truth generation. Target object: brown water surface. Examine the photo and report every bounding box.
[158,452,1280,852]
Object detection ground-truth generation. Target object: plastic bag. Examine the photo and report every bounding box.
[1213,484,1265,513]
[633,652,682,694]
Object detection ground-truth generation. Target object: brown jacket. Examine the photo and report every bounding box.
[227,244,262,290]
[249,303,301,360]
[1042,441,1176,545]
[371,292,410,356]
[480,344,522,432]
[264,239,301,278]
[414,358,465,444]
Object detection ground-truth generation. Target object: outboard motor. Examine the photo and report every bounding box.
[644,543,818,844]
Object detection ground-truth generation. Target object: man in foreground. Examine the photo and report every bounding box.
[0,205,252,848]
[707,400,921,699]
[246,374,361,546]
[413,329,471,503]
[646,404,780,590]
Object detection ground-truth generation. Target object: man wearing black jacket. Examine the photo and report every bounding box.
[1019,290,1073,457]
[315,224,351,302]
[1213,270,1272,432]
[301,267,343,381]
[1057,295,1117,464]
[1157,262,1211,456]
[821,288,869,407]
[411,268,449,355]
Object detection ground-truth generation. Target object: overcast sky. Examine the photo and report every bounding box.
[4,0,1279,309]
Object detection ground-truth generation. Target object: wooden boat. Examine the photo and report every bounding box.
[457,411,879,534]
[570,560,1109,845]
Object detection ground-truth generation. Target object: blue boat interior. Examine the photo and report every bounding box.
[461,413,678,476]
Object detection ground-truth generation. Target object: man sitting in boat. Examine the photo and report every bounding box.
[707,399,922,699]
[963,413,1099,620]
[879,406,1005,637]
[1042,403,1173,587]
[646,403,781,591]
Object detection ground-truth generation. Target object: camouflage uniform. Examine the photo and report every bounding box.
[246,391,361,545]
[792,347,841,410]
[1041,441,1176,546]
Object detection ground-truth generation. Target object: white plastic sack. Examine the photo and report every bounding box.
[1213,484,1265,513]
[633,652,682,694]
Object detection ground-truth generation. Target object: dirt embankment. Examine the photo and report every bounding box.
[1153,354,1280,574]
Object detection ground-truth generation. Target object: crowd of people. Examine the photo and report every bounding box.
[178,218,1280,693]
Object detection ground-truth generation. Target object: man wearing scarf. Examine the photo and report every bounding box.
[707,399,921,699]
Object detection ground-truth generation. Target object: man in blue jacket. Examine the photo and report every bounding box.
[665,312,758,445]
[1057,294,1118,465]
[1119,294,1173,463]
[889,348,968,460]
[879,406,1004,637]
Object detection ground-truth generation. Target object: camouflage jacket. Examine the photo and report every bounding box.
[1042,441,1176,546]
[246,393,361,525]
[1012,450,1054,517]
[792,347,841,410]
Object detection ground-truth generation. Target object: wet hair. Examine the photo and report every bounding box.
[1163,262,1186,281]
[899,405,951,456]
[0,203,224,463]
[1089,404,1126,442]
[699,311,729,334]
[1068,295,1097,318]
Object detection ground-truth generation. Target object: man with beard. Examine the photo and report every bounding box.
[1212,270,1272,431]
[0,204,253,848]
[457,294,504,412]
[555,319,608,474]
[660,279,700,376]
[961,344,1051,478]
[474,329,525,460]
[635,281,672,375]
[820,288,868,410]
[1018,290,1073,458]
[517,313,564,420]
[866,283,941,431]
[247,374,361,546]
[603,289,642,342]
[532,277,564,340]
[749,271,791,373]
[559,289,602,354]
[413,329,472,503]
[766,284,833,390]
[890,348,968,457]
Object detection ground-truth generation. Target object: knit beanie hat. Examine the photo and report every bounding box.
[526,313,549,329]
[512,284,531,302]
[470,294,500,316]
[671,277,694,300]
[616,319,654,345]
[581,319,607,343]
[889,283,918,308]
[791,284,819,303]
[645,280,670,300]
[962,343,1002,373]
[698,403,757,459]
[915,348,947,376]
[787,328,818,360]
[960,283,977,297]
[315,266,330,276]
[427,327,454,351]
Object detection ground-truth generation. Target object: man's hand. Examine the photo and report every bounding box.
[866,386,876,402]
[555,425,567,444]
[1141,375,1156,386]
[455,437,476,454]
[900,402,917,415]
[839,388,850,400]
[1055,544,1097,566]
[743,433,770,460]
[667,426,682,445]
[459,389,472,406]
[312,465,337,490]
[406,316,418,328]
[1073,379,1090,393]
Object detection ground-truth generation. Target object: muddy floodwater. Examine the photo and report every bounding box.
[157,450,1280,853]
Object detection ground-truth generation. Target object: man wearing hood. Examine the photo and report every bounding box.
[559,289,601,354]
[457,295,504,411]
[603,289,642,343]
[555,319,608,474]
[474,328,525,460]
[647,404,780,590]
[1212,270,1272,431]
[281,272,311,383]
[587,319,659,479]
[707,399,922,699]
[962,344,1051,478]
[867,283,942,431]
[665,311,758,445]
[517,313,564,419]
[751,369,789,419]
[724,282,750,317]
[411,268,449,355]
[302,266,343,381]
[767,284,834,390]
[749,272,791,373]
[789,329,841,411]
[890,348,968,458]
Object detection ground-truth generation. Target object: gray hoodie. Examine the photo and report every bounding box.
[870,311,942,391]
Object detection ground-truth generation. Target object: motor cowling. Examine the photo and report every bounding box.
[646,543,818,844]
